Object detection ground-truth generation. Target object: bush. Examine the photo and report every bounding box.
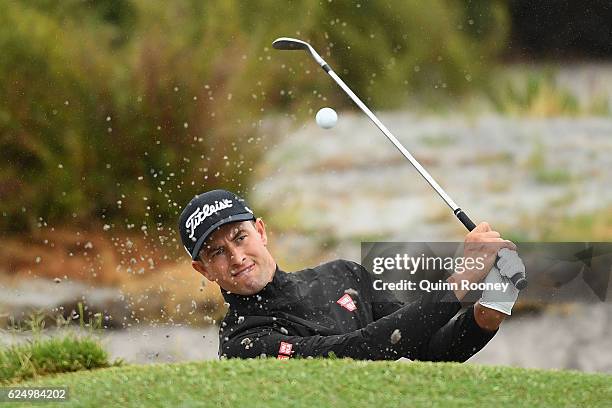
[0,1,508,239]
[0,335,120,383]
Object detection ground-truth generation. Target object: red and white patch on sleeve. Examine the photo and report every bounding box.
[336,294,357,311]
[278,341,293,359]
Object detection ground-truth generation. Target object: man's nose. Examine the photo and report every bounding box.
[228,245,246,265]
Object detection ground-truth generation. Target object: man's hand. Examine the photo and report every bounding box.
[496,247,526,281]
[479,251,524,316]
[447,222,516,301]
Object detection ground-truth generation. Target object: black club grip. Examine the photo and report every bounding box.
[510,273,528,290]
[454,208,477,231]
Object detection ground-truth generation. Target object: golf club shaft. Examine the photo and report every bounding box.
[327,68,528,289]
[324,68,476,231]
[329,68,529,288]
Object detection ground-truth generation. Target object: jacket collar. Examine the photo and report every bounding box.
[221,264,288,308]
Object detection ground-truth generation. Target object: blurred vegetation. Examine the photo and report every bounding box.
[488,72,580,116]
[1,309,121,383]
[485,68,611,116]
[538,207,612,242]
[525,139,574,185]
[0,335,117,383]
[0,0,508,238]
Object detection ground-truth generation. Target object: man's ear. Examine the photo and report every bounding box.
[192,260,213,281]
[255,218,268,246]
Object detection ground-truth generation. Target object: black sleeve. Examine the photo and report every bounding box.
[356,261,497,362]
[221,289,463,360]
[414,304,497,362]
[363,270,404,320]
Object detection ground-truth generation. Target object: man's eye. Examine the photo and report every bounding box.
[237,235,247,241]
[212,248,224,257]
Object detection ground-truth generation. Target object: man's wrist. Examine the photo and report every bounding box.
[474,302,506,332]
[446,269,480,301]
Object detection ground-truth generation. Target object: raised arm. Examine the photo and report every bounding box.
[363,264,499,362]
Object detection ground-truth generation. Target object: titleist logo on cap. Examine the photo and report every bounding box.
[185,199,233,239]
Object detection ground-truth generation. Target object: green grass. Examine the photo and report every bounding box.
[506,206,612,242]
[0,334,121,384]
[534,168,573,185]
[525,139,574,185]
[420,133,457,147]
[488,70,581,116]
[8,359,611,407]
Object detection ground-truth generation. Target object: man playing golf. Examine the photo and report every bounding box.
[179,189,522,361]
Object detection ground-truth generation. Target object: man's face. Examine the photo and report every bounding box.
[191,219,276,295]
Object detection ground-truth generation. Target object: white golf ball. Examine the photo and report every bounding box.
[315,107,338,129]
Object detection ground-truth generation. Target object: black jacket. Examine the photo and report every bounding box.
[219,259,496,361]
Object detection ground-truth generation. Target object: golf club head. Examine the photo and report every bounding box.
[272,37,327,68]
[272,37,310,51]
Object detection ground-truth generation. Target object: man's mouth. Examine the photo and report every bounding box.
[232,263,254,278]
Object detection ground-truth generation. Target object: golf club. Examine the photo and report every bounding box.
[272,36,527,290]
